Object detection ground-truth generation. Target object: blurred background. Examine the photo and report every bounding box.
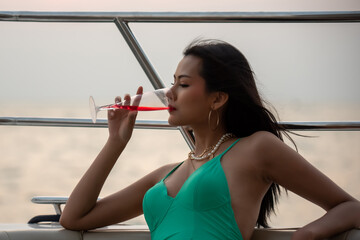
[0,0,359,227]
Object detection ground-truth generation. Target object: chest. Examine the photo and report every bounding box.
[162,159,232,210]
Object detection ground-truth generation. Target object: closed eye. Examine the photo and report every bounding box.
[170,82,189,88]
[172,74,191,87]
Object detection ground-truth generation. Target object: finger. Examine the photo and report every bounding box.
[133,86,143,107]
[108,96,121,119]
[107,107,116,119]
[136,86,143,95]
[115,96,121,104]
[123,94,131,106]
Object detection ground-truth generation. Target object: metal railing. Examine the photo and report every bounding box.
[1,117,359,131]
[0,117,175,130]
[1,11,360,23]
[1,11,360,149]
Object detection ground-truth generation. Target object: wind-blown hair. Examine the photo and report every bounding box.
[183,39,294,228]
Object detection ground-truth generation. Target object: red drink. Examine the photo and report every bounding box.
[89,88,172,123]
[103,105,170,111]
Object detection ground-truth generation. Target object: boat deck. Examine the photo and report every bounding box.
[0,224,359,240]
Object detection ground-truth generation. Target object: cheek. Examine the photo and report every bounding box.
[181,93,210,119]
[168,98,208,126]
[183,88,208,105]
[181,92,208,113]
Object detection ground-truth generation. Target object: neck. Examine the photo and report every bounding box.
[192,127,226,155]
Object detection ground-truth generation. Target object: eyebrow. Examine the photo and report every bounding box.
[173,74,191,80]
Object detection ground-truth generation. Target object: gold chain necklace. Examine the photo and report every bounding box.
[196,144,216,158]
[188,133,235,161]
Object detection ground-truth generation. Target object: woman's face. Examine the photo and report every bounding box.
[166,55,214,127]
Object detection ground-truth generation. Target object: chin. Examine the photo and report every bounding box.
[168,116,185,127]
[167,117,179,126]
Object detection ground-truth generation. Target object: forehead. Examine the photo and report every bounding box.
[175,55,202,76]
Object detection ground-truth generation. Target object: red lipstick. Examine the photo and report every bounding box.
[168,105,176,112]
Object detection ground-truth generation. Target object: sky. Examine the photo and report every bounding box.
[0,0,359,120]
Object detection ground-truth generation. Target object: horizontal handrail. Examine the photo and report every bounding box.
[0,117,359,131]
[280,121,360,131]
[31,196,68,205]
[0,11,360,23]
[31,196,69,216]
[0,117,176,130]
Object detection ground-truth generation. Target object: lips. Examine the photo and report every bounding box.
[168,104,176,112]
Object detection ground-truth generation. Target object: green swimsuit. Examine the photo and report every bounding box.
[142,139,243,240]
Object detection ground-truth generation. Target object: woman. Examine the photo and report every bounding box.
[60,39,360,240]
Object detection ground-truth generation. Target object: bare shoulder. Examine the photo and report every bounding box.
[231,131,294,172]
[233,131,285,156]
[246,130,282,145]
[222,131,285,177]
[224,131,281,159]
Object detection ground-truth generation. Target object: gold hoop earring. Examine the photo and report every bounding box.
[208,109,220,131]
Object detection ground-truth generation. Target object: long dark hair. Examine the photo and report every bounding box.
[184,39,295,228]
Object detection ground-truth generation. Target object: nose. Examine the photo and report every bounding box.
[166,86,176,102]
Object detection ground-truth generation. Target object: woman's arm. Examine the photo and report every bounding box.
[60,147,169,230]
[254,131,360,240]
[292,200,360,239]
[60,87,160,230]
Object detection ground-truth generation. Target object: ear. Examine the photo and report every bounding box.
[210,91,229,110]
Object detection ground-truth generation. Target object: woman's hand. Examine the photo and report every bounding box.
[107,86,143,144]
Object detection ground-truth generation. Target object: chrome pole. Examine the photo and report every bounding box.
[0,11,360,23]
[113,17,165,90]
[1,117,360,131]
[0,117,176,130]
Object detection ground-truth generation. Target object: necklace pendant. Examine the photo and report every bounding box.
[209,153,214,160]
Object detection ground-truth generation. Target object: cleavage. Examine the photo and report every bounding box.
[164,161,195,198]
